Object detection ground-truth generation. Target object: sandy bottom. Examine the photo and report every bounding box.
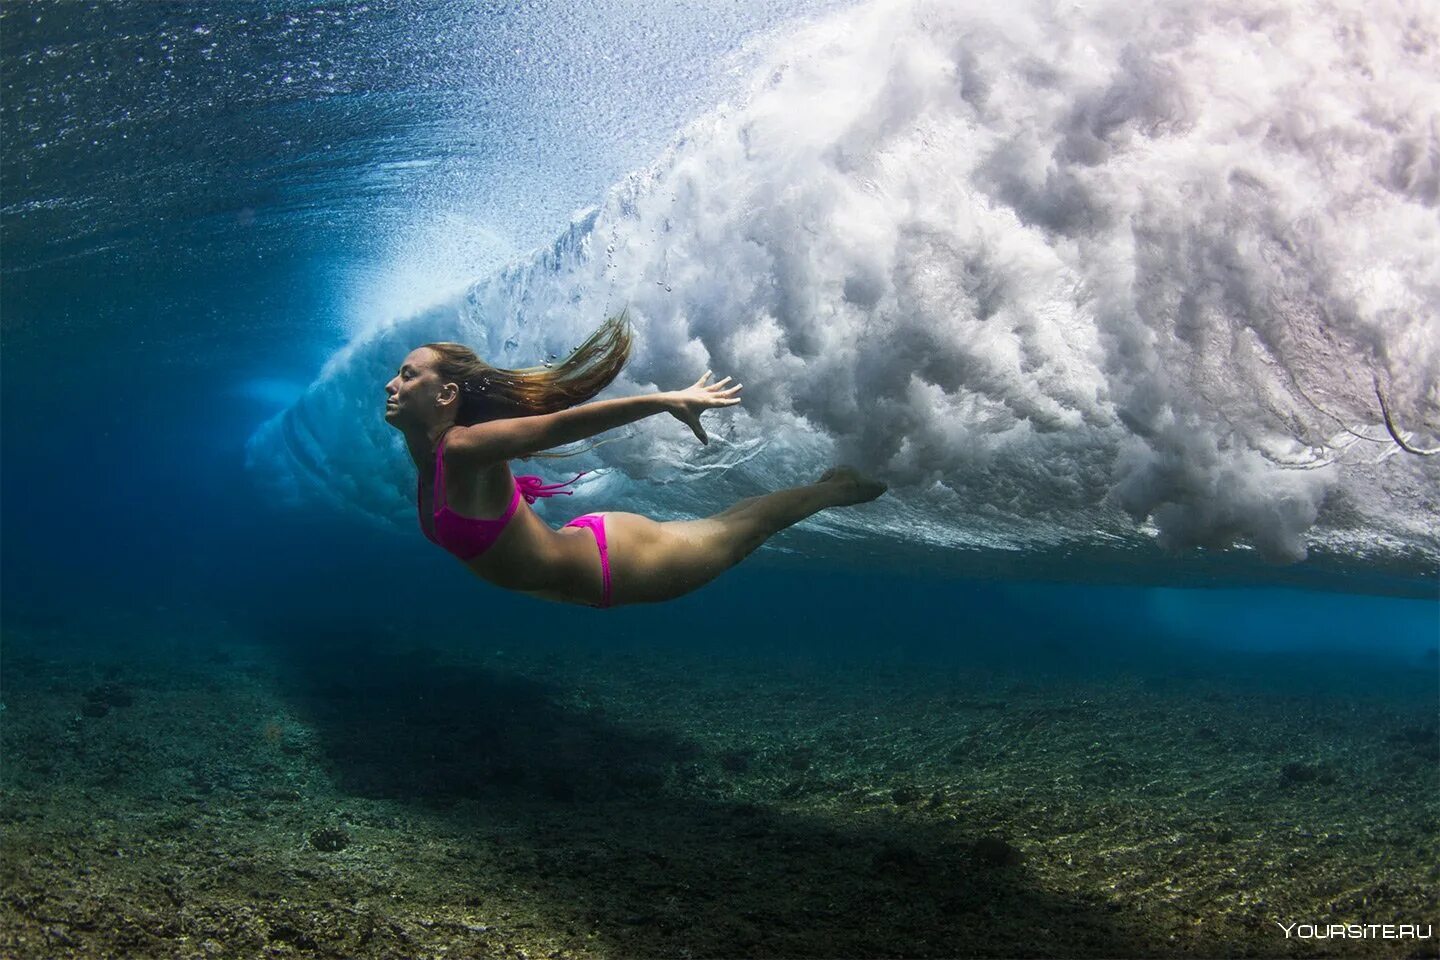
[1,615,1436,958]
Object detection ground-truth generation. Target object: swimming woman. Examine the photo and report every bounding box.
[385,314,887,608]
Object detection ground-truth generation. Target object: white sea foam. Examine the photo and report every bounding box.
[246,0,1440,578]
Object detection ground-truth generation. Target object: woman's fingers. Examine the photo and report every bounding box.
[712,384,742,402]
[686,410,709,444]
[704,383,742,408]
[677,372,741,436]
[692,370,746,393]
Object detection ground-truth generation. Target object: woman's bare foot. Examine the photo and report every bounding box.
[818,466,888,505]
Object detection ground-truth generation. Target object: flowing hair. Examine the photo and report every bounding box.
[422,311,633,456]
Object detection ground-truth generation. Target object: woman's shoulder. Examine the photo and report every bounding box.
[442,422,512,468]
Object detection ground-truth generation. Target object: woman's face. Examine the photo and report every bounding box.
[384,348,451,427]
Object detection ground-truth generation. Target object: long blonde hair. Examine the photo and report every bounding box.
[423,312,633,454]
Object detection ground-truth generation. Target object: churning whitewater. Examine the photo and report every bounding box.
[246,0,1440,582]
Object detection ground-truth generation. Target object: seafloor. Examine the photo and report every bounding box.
[1,604,1436,959]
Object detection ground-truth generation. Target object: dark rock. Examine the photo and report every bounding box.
[269,924,318,949]
[1280,762,1315,783]
[80,701,109,718]
[718,750,752,774]
[1390,726,1437,746]
[1389,727,1439,761]
[610,763,664,795]
[890,785,921,804]
[871,842,925,875]
[1279,762,1335,786]
[971,836,1024,868]
[309,827,350,852]
[779,779,809,798]
[84,683,133,707]
[259,788,302,802]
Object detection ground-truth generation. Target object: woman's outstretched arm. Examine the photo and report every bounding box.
[449,372,742,465]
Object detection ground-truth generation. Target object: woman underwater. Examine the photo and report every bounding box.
[386,314,887,608]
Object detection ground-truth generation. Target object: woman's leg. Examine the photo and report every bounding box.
[600,468,886,605]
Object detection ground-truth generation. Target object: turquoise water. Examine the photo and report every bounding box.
[2,1,1437,957]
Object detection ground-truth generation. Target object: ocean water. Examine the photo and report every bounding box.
[2,1,1437,957]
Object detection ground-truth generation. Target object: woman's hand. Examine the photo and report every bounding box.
[666,371,743,444]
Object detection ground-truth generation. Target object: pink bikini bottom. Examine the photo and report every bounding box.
[563,514,612,608]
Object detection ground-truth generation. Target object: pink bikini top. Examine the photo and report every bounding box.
[419,429,585,561]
